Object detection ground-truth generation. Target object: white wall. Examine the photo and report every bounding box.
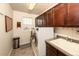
[0,3,13,56]
[55,27,79,40]
[13,10,37,45]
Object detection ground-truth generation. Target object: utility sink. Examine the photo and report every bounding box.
[49,38,79,55]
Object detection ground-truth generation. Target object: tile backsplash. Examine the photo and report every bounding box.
[55,27,79,40]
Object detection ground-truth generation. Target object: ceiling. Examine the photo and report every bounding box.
[10,3,58,15]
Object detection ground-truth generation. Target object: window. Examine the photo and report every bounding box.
[23,17,32,25]
[22,17,33,29]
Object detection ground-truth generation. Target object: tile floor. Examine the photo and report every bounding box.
[11,45,34,56]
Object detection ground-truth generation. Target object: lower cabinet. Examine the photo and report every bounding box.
[57,50,66,56]
[46,42,57,56]
[46,42,67,56]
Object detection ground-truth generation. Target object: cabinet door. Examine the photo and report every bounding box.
[42,13,47,27]
[47,9,54,27]
[67,3,79,26]
[46,43,57,56]
[35,17,38,27]
[43,12,48,27]
[35,15,43,27]
[57,50,66,56]
[54,4,67,27]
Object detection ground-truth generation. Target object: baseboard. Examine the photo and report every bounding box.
[8,48,13,56]
[20,43,31,48]
[20,42,30,46]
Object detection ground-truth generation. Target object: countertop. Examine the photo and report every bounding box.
[46,38,79,56]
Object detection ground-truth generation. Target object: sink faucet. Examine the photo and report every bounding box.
[70,39,72,42]
[66,37,68,41]
[66,36,73,42]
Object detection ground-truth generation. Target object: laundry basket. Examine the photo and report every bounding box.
[13,37,20,49]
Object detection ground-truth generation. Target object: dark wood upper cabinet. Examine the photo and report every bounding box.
[47,9,54,27]
[54,4,67,27]
[35,3,79,27]
[66,3,79,27]
[35,9,54,27]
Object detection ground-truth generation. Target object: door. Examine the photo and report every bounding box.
[54,4,67,27]
[67,3,79,26]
